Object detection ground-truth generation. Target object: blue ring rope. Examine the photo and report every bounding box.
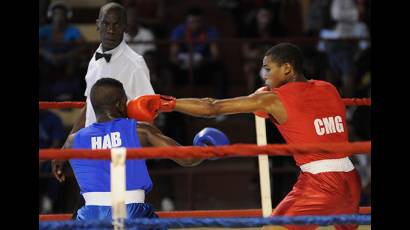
[39,214,371,229]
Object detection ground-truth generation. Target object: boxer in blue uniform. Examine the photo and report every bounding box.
[56,78,229,223]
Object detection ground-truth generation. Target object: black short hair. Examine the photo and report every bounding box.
[98,2,127,25]
[265,43,304,74]
[90,78,126,114]
[52,5,69,15]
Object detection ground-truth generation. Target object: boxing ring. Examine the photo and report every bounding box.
[39,98,371,229]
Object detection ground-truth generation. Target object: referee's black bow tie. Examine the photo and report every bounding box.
[95,52,112,63]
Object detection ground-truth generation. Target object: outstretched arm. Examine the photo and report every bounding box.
[174,92,286,123]
[137,122,203,167]
[127,90,287,124]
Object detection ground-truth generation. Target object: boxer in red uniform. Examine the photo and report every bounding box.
[127,43,361,230]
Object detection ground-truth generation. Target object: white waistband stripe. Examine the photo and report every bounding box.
[300,157,354,174]
[82,189,145,206]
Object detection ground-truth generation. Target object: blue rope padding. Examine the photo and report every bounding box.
[39,215,371,229]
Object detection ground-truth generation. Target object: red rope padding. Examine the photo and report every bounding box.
[38,98,371,110]
[39,207,371,221]
[39,141,370,160]
[40,214,72,221]
[342,98,371,106]
[39,101,85,109]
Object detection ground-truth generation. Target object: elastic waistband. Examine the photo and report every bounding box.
[82,189,145,206]
[300,157,354,174]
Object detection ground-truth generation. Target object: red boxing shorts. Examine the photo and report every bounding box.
[272,158,361,230]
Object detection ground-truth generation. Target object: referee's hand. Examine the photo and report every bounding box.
[52,160,66,182]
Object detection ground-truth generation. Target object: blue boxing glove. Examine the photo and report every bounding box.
[193,127,230,160]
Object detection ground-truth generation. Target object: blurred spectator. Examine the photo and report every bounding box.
[169,7,228,99]
[39,110,66,214]
[39,1,85,101]
[241,5,285,93]
[318,0,370,98]
[122,0,166,38]
[124,7,156,56]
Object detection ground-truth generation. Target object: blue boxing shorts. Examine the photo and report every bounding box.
[76,203,165,230]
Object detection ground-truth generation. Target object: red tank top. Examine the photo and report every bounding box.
[271,80,349,166]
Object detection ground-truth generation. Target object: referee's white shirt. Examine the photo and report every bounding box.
[84,39,154,127]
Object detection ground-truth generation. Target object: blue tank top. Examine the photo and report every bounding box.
[70,118,152,194]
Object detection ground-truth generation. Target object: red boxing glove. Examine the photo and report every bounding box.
[252,86,270,119]
[127,94,176,122]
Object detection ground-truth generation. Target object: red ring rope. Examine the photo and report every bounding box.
[39,141,370,160]
[39,98,371,110]
[39,101,85,109]
[341,98,371,106]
